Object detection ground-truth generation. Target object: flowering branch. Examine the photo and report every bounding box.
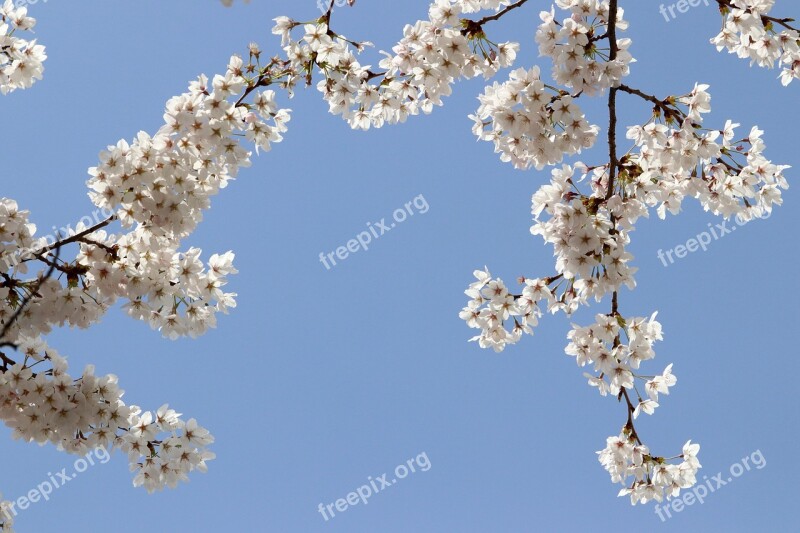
[0,244,59,350]
[715,0,799,32]
[462,0,530,36]
[2,0,795,527]
[28,216,117,258]
[711,0,800,85]
[461,0,791,505]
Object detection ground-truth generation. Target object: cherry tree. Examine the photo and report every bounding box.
[1,0,797,529]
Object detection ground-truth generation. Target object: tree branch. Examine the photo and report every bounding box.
[0,243,61,348]
[714,0,799,32]
[605,0,619,201]
[462,0,530,36]
[31,215,116,258]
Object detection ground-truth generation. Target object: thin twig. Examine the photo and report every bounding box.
[0,242,62,348]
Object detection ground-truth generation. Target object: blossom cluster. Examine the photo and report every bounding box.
[459,0,793,507]
[531,164,641,294]
[273,0,519,130]
[536,0,633,95]
[0,209,239,343]
[87,56,291,239]
[0,0,45,95]
[0,337,214,494]
[0,3,287,522]
[0,47,294,512]
[0,203,108,342]
[460,268,557,352]
[711,0,800,86]
[470,66,599,170]
[0,199,36,275]
[459,163,646,351]
[463,83,790,350]
[569,313,699,505]
[570,313,700,504]
[0,204,110,340]
[624,84,790,222]
[76,55,293,338]
[598,433,702,505]
[566,313,669,399]
[78,229,240,340]
[462,80,789,502]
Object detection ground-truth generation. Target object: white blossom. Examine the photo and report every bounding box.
[0,0,46,94]
[536,0,634,95]
[711,0,800,85]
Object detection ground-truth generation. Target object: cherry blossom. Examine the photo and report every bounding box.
[711,0,800,85]
[273,2,521,130]
[598,432,702,505]
[536,0,633,95]
[0,0,795,526]
[0,7,294,519]
[0,0,45,94]
[460,0,792,506]
[470,67,599,170]
[0,338,214,494]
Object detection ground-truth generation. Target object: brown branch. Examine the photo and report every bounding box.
[462,0,530,36]
[605,0,619,201]
[474,0,529,25]
[714,0,799,32]
[617,84,666,110]
[620,388,643,445]
[0,243,61,348]
[0,350,15,371]
[32,215,116,258]
[617,84,688,125]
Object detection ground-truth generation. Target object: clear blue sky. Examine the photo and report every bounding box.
[2,1,797,531]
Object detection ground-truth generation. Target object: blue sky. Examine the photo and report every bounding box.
[1,0,797,531]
